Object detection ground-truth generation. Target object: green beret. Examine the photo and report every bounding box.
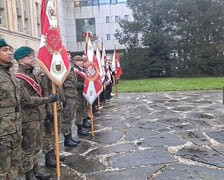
[0,38,9,48]
[14,46,33,60]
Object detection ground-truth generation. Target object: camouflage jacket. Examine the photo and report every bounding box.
[38,72,64,114]
[0,63,21,136]
[63,63,78,99]
[17,64,51,122]
[74,64,84,92]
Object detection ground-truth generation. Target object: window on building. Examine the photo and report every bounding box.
[23,0,30,34]
[124,15,128,21]
[16,0,22,32]
[0,0,4,10]
[111,0,117,4]
[115,33,121,40]
[106,34,110,40]
[99,0,110,5]
[125,32,129,39]
[115,16,119,23]
[106,16,109,23]
[35,2,41,37]
[117,0,127,3]
[93,0,98,6]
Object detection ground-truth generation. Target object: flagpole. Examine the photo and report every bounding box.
[90,105,94,136]
[98,96,100,114]
[52,81,61,178]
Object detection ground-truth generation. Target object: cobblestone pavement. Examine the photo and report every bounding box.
[39,90,224,180]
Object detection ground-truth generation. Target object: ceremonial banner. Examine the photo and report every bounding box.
[105,56,111,85]
[111,48,122,79]
[37,0,70,86]
[96,45,105,83]
[83,32,103,104]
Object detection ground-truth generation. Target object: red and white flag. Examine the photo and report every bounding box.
[83,32,103,104]
[111,48,122,79]
[96,45,105,83]
[37,0,70,86]
[104,53,111,86]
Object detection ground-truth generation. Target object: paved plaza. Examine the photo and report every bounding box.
[39,90,224,179]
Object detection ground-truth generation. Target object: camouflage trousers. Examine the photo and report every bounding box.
[22,120,42,172]
[0,131,24,180]
[75,92,88,125]
[61,98,76,136]
[42,111,62,154]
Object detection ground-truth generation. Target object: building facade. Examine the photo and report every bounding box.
[58,0,132,53]
[0,0,43,51]
[0,0,131,55]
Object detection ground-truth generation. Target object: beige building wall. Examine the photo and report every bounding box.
[0,0,60,70]
[0,0,42,52]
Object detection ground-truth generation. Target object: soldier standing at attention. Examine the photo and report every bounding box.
[0,39,24,179]
[61,50,80,147]
[39,73,65,168]
[73,55,90,136]
[14,46,58,180]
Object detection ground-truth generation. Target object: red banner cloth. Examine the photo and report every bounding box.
[37,0,70,86]
[83,33,103,104]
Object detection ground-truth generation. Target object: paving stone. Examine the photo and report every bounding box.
[155,163,224,180]
[176,146,224,168]
[142,132,186,147]
[109,148,177,168]
[86,165,163,180]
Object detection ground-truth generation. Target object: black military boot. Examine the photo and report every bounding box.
[83,118,91,128]
[45,149,66,168]
[33,164,51,180]
[26,169,38,180]
[45,150,56,168]
[77,125,89,136]
[64,134,78,147]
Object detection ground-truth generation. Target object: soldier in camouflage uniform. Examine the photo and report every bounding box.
[61,50,80,147]
[39,73,65,168]
[14,46,58,180]
[73,55,90,136]
[0,39,24,179]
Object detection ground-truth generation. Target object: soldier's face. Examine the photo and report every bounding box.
[0,46,13,64]
[18,54,34,66]
[24,54,34,66]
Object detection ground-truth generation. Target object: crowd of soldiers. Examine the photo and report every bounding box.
[0,38,114,180]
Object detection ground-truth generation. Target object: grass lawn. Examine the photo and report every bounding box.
[114,77,224,93]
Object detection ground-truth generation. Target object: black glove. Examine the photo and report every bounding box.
[49,93,58,102]
[47,113,54,123]
[62,99,67,107]
[44,116,51,131]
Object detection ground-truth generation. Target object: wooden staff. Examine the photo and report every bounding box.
[90,105,94,136]
[52,81,60,178]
